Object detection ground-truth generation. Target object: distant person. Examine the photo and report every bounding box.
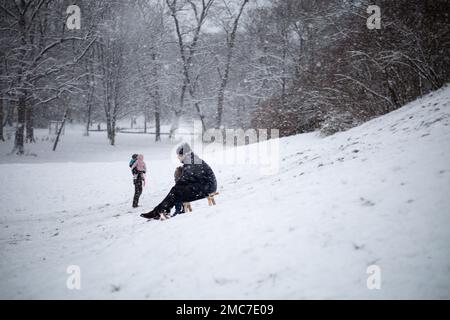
[130,154,147,208]
[129,154,138,176]
[141,143,217,220]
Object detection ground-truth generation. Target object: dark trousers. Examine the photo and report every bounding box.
[174,202,183,214]
[133,176,143,207]
[154,183,215,213]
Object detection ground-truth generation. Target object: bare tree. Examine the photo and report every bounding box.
[166,0,215,135]
[53,98,69,151]
[97,37,125,146]
[0,0,96,153]
[0,98,4,142]
[135,0,171,142]
[215,0,249,128]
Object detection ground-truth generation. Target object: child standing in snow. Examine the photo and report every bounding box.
[172,166,184,216]
[129,154,138,175]
[130,154,147,208]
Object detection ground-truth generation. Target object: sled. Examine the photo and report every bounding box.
[183,192,219,213]
[183,202,193,212]
[159,212,170,221]
[207,192,219,206]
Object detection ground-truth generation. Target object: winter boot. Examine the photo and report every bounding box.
[140,209,168,220]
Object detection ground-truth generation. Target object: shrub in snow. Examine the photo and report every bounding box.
[320,110,357,136]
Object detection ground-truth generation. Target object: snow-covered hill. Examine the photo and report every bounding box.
[1,86,449,299]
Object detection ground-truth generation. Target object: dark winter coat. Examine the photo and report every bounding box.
[176,152,217,194]
[174,166,183,183]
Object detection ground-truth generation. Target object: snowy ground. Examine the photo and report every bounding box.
[0,86,449,299]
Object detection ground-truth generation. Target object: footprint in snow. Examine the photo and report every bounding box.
[368,258,381,266]
[110,285,121,293]
[214,278,237,286]
[97,203,111,210]
[352,242,365,251]
[360,197,375,207]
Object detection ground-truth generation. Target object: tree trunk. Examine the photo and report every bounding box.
[84,87,94,136]
[192,97,207,133]
[169,110,181,139]
[14,96,26,154]
[6,103,14,126]
[280,30,288,110]
[25,103,35,143]
[85,107,91,136]
[169,82,186,139]
[144,111,147,134]
[105,112,116,146]
[14,2,28,154]
[110,118,116,146]
[385,68,402,112]
[151,52,161,142]
[0,98,4,142]
[84,53,95,137]
[106,116,112,143]
[216,81,226,129]
[155,110,160,142]
[53,107,68,151]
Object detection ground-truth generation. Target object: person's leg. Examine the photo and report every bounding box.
[132,180,138,207]
[133,178,143,207]
[153,183,208,213]
[174,201,183,214]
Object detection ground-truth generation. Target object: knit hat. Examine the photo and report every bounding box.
[176,143,191,156]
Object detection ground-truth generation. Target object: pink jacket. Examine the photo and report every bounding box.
[132,154,147,173]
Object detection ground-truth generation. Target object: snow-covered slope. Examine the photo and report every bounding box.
[0,86,449,299]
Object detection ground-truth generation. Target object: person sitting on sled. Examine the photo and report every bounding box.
[130,154,147,208]
[140,143,217,219]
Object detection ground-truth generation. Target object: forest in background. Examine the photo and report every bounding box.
[1,0,449,153]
